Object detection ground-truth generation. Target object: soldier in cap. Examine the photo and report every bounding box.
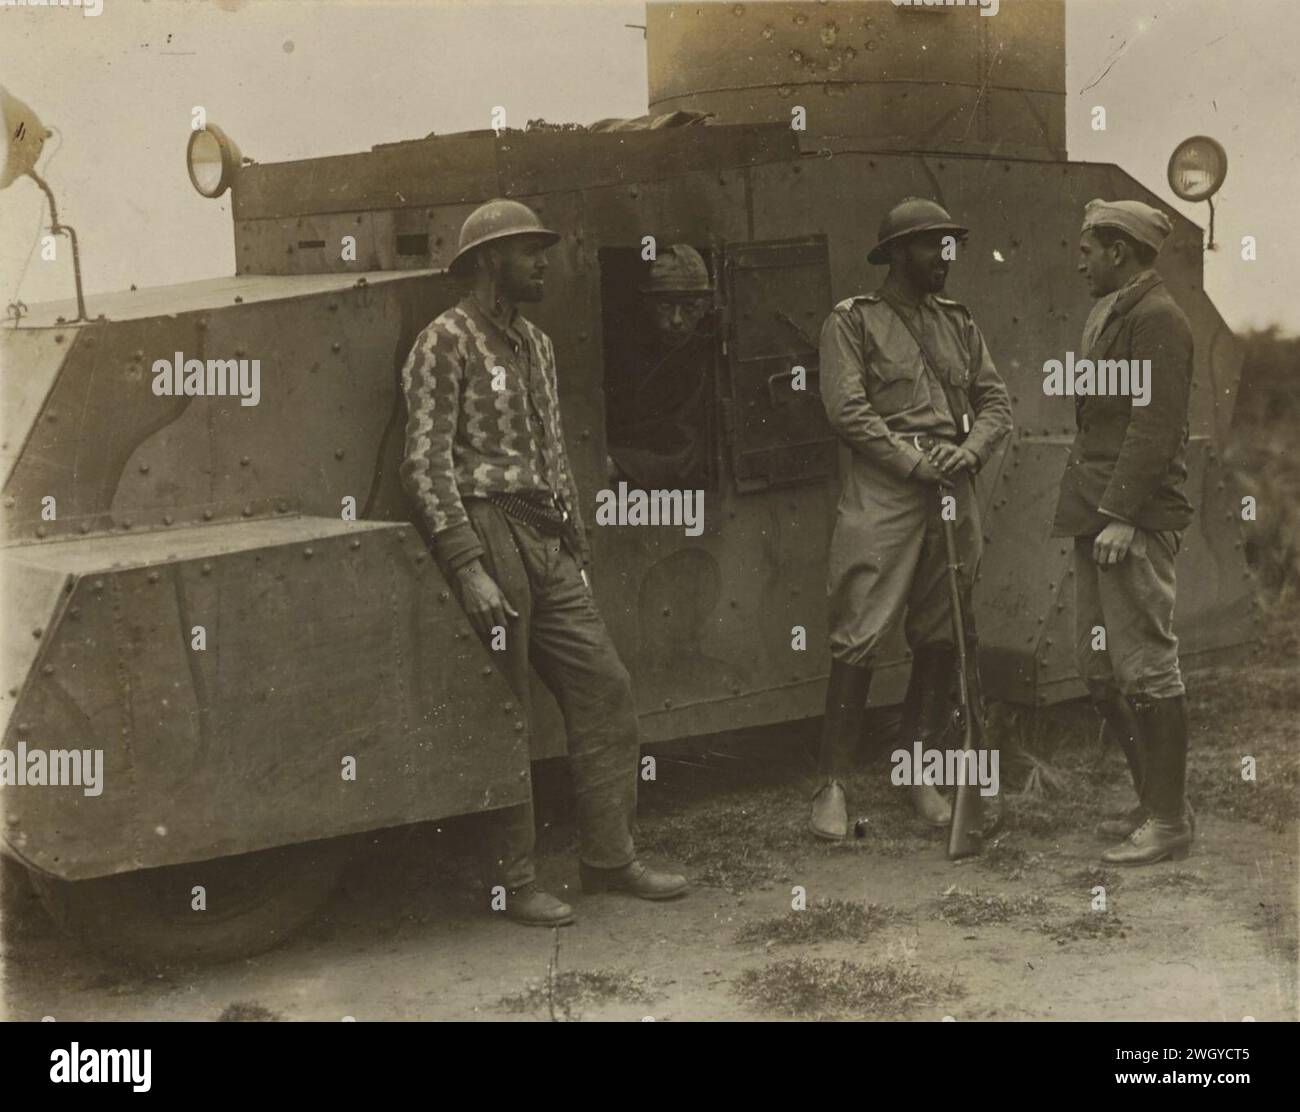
[399,198,688,925]
[1055,198,1196,866]
[809,197,1013,840]
[607,244,714,489]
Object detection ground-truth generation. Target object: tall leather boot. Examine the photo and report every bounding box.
[809,659,872,840]
[1093,694,1147,838]
[1101,694,1193,866]
[903,645,955,829]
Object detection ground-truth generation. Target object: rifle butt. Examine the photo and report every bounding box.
[947,781,984,860]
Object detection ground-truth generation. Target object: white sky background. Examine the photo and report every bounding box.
[0,0,1295,332]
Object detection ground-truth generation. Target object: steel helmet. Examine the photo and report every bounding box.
[867,198,969,265]
[640,244,711,294]
[449,198,559,276]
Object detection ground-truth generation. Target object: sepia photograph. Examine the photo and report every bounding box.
[0,0,1296,1055]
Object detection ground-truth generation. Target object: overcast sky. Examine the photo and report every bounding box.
[1,0,1294,332]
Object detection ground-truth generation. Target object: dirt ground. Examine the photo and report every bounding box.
[2,614,1297,1023]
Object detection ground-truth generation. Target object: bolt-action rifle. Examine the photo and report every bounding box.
[939,483,1003,859]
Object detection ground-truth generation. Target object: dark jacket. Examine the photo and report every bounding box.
[1052,272,1194,536]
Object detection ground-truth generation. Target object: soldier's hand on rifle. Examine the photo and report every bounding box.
[929,443,979,477]
[455,559,519,638]
[1093,520,1137,567]
[912,457,945,485]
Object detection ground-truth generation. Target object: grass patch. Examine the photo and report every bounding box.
[933,886,1053,928]
[217,1001,281,1021]
[995,594,1300,836]
[976,840,1047,880]
[735,957,961,1019]
[635,727,937,891]
[735,899,899,946]
[1185,660,1300,831]
[635,783,809,891]
[1043,913,1129,945]
[1252,899,1300,970]
[500,969,659,1019]
[1064,866,1123,893]
[1138,869,1207,891]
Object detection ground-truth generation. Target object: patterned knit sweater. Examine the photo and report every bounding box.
[399,295,590,572]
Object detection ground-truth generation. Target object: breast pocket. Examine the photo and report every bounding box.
[867,351,921,416]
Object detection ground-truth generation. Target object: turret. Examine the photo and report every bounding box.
[646,0,1066,159]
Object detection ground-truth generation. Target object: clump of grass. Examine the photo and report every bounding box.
[735,957,961,1019]
[847,832,932,858]
[1044,913,1128,945]
[1016,750,1074,798]
[735,899,898,946]
[982,597,1299,836]
[1065,866,1122,892]
[977,840,1045,880]
[500,969,659,1018]
[1185,732,1299,831]
[218,1001,281,1021]
[933,886,1053,928]
[992,723,1110,836]
[1251,899,1300,968]
[635,785,807,891]
[1139,869,1207,891]
[637,759,941,890]
[1009,784,1104,837]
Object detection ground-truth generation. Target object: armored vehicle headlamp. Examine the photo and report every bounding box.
[1167,136,1227,202]
[1,86,50,190]
[2,88,87,321]
[187,123,242,198]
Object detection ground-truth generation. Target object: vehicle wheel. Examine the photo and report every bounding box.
[28,838,358,967]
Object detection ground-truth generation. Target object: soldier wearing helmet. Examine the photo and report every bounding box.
[808,197,1013,841]
[399,198,688,926]
[607,244,715,489]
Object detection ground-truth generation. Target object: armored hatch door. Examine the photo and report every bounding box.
[721,235,836,492]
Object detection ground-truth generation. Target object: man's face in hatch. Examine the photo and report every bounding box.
[645,294,709,349]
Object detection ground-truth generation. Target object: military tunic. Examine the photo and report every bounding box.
[819,291,1012,666]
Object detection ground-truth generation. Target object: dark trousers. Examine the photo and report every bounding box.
[456,499,639,890]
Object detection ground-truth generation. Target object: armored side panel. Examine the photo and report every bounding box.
[1,273,531,879]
